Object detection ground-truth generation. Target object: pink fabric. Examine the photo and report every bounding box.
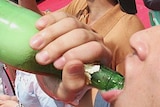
[136,0,151,28]
[38,0,71,11]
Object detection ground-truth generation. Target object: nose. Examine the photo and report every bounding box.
[129,31,148,61]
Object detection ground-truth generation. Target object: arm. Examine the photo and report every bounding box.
[143,0,160,10]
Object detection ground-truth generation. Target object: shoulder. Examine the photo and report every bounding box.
[114,10,144,32]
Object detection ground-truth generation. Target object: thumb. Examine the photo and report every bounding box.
[58,60,87,102]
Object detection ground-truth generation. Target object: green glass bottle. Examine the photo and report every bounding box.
[0,0,124,91]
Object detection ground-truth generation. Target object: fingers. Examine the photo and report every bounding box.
[33,29,99,65]
[36,60,87,103]
[35,11,70,30]
[30,12,99,66]
[35,11,90,31]
[31,11,112,103]
[56,60,87,102]
[31,18,87,50]
[54,41,112,69]
[57,60,86,103]
[31,12,92,51]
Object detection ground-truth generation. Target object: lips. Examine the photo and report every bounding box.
[101,89,122,102]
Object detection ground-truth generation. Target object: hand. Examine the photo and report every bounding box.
[30,11,111,69]
[0,95,18,107]
[0,100,18,107]
[31,11,112,104]
[0,95,18,101]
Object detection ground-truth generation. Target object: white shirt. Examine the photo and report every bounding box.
[15,70,72,107]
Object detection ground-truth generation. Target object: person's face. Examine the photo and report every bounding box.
[111,26,160,107]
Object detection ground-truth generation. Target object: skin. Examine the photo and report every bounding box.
[31,11,112,103]
[18,0,117,25]
[17,0,116,69]
[3,0,113,106]
[34,24,160,107]
[1,10,111,106]
[102,26,160,107]
[1,0,114,106]
[32,20,160,107]
[0,95,18,107]
[6,0,158,107]
[5,17,160,107]
[4,0,144,106]
[17,0,115,104]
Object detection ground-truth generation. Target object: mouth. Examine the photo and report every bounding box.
[101,89,122,102]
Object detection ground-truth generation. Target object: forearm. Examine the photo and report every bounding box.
[18,0,42,14]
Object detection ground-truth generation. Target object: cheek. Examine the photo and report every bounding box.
[114,68,153,107]
[125,55,142,77]
[124,55,147,93]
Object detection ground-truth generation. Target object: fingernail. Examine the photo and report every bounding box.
[36,18,48,30]
[36,51,49,63]
[30,36,44,49]
[54,56,66,69]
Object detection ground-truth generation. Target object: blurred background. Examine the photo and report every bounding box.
[10,0,151,28]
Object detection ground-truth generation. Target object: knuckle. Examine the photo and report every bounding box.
[64,50,76,60]
[66,17,81,27]
[72,29,93,40]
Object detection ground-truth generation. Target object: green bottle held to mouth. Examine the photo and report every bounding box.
[0,0,124,91]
